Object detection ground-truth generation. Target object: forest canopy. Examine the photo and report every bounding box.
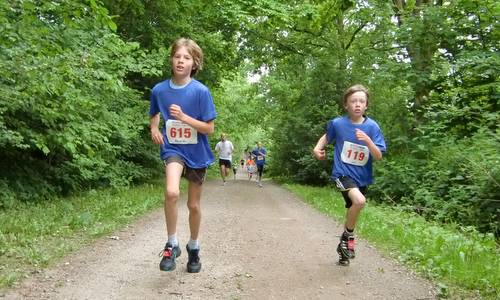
[1,0,498,235]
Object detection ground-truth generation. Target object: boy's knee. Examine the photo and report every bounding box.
[187,201,200,212]
[165,189,180,201]
[352,195,366,208]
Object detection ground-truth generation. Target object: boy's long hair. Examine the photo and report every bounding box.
[342,84,370,106]
[170,38,203,77]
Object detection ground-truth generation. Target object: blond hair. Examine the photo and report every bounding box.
[170,38,203,77]
[342,84,370,106]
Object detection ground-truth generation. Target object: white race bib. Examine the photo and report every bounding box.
[165,120,197,144]
[340,141,369,166]
[257,155,264,160]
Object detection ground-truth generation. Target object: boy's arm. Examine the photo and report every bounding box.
[355,129,382,161]
[169,104,215,135]
[150,113,164,145]
[313,134,328,160]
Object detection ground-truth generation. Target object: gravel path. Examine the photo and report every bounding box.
[2,169,436,299]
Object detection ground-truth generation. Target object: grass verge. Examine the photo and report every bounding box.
[0,180,182,289]
[284,183,499,300]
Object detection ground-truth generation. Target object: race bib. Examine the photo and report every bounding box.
[340,141,369,166]
[257,155,264,160]
[165,119,197,144]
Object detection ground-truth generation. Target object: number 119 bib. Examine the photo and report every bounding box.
[165,119,197,144]
[340,141,369,166]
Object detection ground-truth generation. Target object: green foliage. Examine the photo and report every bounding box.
[236,0,499,237]
[210,72,268,157]
[0,181,169,288]
[372,129,500,235]
[0,0,164,203]
[286,183,499,299]
[102,0,244,88]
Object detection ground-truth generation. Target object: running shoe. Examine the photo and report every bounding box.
[159,242,181,271]
[186,244,202,273]
[337,240,350,266]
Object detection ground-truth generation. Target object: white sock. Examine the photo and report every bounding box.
[168,234,178,247]
[188,239,199,250]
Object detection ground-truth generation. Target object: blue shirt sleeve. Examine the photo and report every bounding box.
[149,88,160,116]
[325,120,336,144]
[372,125,387,153]
[199,87,217,122]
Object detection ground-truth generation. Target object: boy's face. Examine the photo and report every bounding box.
[344,91,367,119]
[171,46,194,78]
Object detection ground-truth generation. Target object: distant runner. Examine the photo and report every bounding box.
[214,133,234,185]
[251,142,267,188]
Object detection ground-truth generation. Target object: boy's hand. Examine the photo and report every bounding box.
[150,127,164,145]
[169,104,185,122]
[313,148,326,160]
[355,128,372,144]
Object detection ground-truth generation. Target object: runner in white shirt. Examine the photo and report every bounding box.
[214,133,234,185]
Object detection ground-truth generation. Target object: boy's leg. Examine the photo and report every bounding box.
[334,177,367,266]
[187,182,202,241]
[165,161,184,239]
[345,188,366,230]
[338,188,366,262]
[184,168,205,273]
[159,160,184,272]
[257,165,263,187]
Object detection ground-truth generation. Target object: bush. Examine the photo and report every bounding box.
[372,129,500,235]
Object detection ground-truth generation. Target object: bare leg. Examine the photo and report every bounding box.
[219,165,226,182]
[345,188,366,230]
[187,181,203,240]
[164,162,184,236]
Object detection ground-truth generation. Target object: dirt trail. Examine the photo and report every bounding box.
[2,169,436,299]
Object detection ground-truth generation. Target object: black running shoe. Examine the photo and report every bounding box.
[341,231,356,259]
[159,243,181,271]
[337,240,350,266]
[186,244,202,273]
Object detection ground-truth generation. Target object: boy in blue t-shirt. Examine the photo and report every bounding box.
[313,84,386,266]
[252,142,267,187]
[150,38,216,273]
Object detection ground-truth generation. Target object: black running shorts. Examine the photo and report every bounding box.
[334,176,367,208]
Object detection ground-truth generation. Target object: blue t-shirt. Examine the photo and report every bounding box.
[252,147,267,166]
[326,115,386,187]
[149,79,217,168]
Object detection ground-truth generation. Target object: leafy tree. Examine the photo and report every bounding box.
[0,0,164,204]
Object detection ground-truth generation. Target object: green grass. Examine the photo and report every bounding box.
[0,181,178,289]
[1,177,498,299]
[284,183,499,299]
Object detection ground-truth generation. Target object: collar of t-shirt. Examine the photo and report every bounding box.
[169,79,191,89]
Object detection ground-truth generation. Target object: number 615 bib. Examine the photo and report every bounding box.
[165,119,197,144]
[340,141,369,166]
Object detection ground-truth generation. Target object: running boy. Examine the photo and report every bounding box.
[246,156,256,180]
[313,84,386,266]
[150,38,216,273]
[252,142,267,187]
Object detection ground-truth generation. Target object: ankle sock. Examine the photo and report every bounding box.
[187,239,199,250]
[168,234,178,247]
[342,228,354,240]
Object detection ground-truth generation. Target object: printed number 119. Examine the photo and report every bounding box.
[347,150,365,161]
